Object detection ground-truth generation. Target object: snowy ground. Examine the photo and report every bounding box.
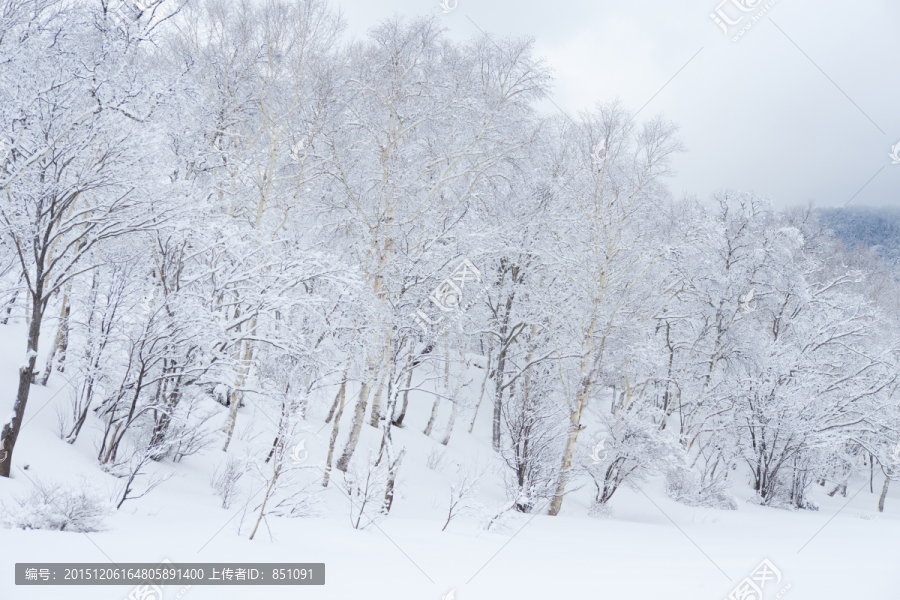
[1,320,898,600]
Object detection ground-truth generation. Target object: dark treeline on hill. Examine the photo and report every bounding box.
[819,206,900,269]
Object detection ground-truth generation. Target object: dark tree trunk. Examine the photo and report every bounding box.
[878,471,891,512]
[1,291,44,477]
[392,368,414,428]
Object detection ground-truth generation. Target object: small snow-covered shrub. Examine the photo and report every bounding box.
[760,486,819,511]
[211,456,246,509]
[588,500,613,519]
[666,466,738,510]
[476,500,526,534]
[442,463,488,531]
[341,455,388,530]
[1,478,112,532]
[426,446,448,471]
[796,497,819,512]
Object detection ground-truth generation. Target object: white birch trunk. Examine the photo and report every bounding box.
[442,339,468,446]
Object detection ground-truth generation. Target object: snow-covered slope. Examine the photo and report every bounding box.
[1,320,898,600]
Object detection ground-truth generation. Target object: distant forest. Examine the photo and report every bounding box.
[819,206,900,269]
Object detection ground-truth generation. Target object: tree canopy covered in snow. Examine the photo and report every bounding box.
[1,0,899,539]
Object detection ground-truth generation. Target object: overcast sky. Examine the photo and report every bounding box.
[329,0,900,209]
